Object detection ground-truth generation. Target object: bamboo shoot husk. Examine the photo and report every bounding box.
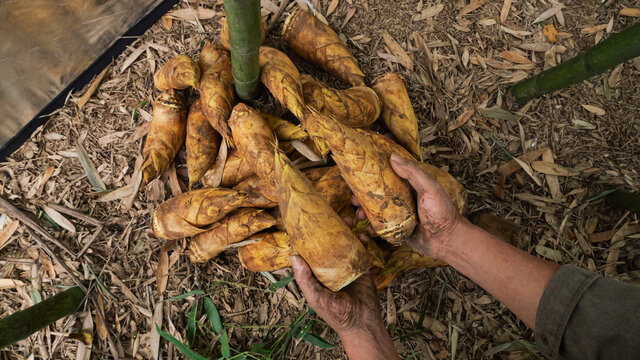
[153,54,201,91]
[274,150,373,291]
[198,43,235,147]
[263,113,308,141]
[141,90,187,187]
[301,74,381,128]
[190,208,277,263]
[303,109,417,245]
[238,232,293,272]
[234,175,278,208]
[371,73,421,159]
[282,8,365,87]
[228,103,278,201]
[152,188,247,240]
[186,99,220,185]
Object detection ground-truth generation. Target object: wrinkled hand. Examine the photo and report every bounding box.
[291,255,382,336]
[389,153,462,258]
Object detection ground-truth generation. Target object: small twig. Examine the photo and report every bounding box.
[46,203,103,227]
[221,238,259,250]
[76,225,103,259]
[0,197,73,256]
[25,227,87,293]
[268,0,291,31]
[0,257,35,264]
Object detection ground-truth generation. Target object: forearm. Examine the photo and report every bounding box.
[436,219,559,328]
[340,323,401,360]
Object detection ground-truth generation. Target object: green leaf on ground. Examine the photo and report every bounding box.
[268,277,294,291]
[155,325,208,360]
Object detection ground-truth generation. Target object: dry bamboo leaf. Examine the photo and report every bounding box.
[120,44,148,73]
[76,144,107,191]
[382,31,414,70]
[412,4,444,22]
[167,7,218,21]
[496,148,546,177]
[477,18,496,26]
[535,245,564,262]
[291,140,323,161]
[571,119,596,130]
[589,224,640,243]
[97,184,135,202]
[156,242,173,293]
[620,7,640,17]
[513,157,542,186]
[77,66,110,109]
[501,25,533,38]
[542,149,562,201]
[341,8,356,29]
[327,0,339,16]
[531,161,580,176]
[555,9,565,26]
[448,108,475,131]
[0,279,24,289]
[533,4,564,24]
[500,0,511,23]
[459,0,488,17]
[150,298,163,360]
[161,14,173,30]
[499,50,533,64]
[43,205,76,233]
[167,163,182,197]
[581,24,608,35]
[581,104,606,116]
[608,64,624,88]
[0,220,20,250]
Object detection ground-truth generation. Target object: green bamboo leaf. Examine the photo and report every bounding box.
[268,277,293,291]
[30,288,42,305]
[302,333,335,349]
[585,188,618,202]
[204,297,223,334]
[155,325,208,360]
[165,290,206,302]
[187,301,198,347]
[479,107,518,121]
[204,297,230,358]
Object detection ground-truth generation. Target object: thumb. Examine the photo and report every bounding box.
[291,255,331,306]
[390,153,435,194]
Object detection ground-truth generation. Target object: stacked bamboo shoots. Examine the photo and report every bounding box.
[134,7,466,291]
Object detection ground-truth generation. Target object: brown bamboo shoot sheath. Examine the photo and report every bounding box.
[153,54,200,91]
[301,74,381,128]
[186,99,220,186]
[141,90,187,187]
[282,8,365,87]
[238,232,293,272]
[371,73,422,160]
[152,188,247,240]
[274,150,373,291]
[198,43,235,147]
[190,208,277,263]
[304,108,417,245]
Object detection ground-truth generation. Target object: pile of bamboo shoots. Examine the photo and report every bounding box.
[142,8,466,291]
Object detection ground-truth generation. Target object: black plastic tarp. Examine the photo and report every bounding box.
[0,0,177,160]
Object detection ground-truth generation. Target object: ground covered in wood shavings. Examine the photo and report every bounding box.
[1,0,639,359]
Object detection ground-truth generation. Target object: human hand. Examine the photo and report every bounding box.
[290,255,382,336]
[388,153,463,258]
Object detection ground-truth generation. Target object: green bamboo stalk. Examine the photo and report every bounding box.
[606,189,640,215]
[223,0,262,99]
[0,287,85,349]
[511,22,640,104]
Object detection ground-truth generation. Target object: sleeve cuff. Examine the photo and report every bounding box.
[534,265,600,359]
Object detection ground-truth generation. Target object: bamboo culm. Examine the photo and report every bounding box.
[510,23,640,103]
[0,287,86,349]
[223,0,262,99]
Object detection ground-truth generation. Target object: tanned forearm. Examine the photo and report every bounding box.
[433,219,559,329]
[340,323,401,360]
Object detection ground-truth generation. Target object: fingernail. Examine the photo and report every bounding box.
[390,153,402,163]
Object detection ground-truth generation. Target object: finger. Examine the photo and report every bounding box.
[291,255,332,306]
[356,207,367,220]
[390,153,438,195]
[351,195,361,207]
[343,216,355,228]
[357,234,370,246]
